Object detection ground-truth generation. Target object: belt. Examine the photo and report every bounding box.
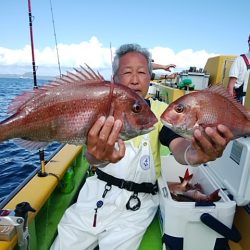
[95,168,158,195]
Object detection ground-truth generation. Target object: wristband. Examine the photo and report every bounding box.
[85,151,109,167]
[184,145,199,167]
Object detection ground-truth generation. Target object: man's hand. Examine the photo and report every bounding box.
[163,64,176,72]
[86,116,125,165]
[187,124,234,164]
[170,125,233,166]
[227,77,237,98]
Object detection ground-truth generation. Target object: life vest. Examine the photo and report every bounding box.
[129,99,167,177]
[240,54,250,70]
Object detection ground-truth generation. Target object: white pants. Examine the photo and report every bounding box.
[51,207,152,250]
[50,177,159,250]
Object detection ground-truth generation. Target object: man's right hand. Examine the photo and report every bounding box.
[86,116,125,165]
[163,64,176,72]
[227,77,237,97]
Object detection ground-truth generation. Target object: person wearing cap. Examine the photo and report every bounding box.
[227,35,250,103]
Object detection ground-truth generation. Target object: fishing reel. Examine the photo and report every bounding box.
[0,202,35,250]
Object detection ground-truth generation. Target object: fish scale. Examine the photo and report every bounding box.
[161,85,250,140]
[0,66,157,150]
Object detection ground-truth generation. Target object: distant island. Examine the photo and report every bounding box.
[0,72,54,80]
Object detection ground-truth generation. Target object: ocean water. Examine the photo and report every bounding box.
[0,77,61,207]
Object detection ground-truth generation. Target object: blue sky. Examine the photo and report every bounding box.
[0,0,249,77]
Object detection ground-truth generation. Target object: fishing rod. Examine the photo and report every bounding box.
[27,0,47,179]
[27,0,38,89]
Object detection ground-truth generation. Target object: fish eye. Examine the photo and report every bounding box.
[132,102,142,113]
[175,104,184,113]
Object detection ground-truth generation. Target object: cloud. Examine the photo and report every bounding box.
[0,46,32,65]
[37,37,112,68]
[150,46,218,70]
[0,36,218,77]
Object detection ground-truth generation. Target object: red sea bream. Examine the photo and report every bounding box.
[0,66,157,150]
[160,85,250,140]
[168,169,221,202]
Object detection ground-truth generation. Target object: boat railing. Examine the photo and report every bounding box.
[0,144,65,210]
[0,144,88,250]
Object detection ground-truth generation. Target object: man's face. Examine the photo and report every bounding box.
[115,52,151,98]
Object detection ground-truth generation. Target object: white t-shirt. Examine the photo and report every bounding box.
[229,51,250,91]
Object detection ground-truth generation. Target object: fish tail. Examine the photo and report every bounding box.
[183,168,193,181]
[0,129,6,142]
[0,126,7,142]
[208,189,221,202]
[179,176,184,182]
[0,120,12,142]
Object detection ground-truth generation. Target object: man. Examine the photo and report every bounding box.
[151,62,177,80]
[227,35,250,103]
[51,44,232,250]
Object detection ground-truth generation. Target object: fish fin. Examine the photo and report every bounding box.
[179,176,184,183]
[206,85,250,120]
[7,91,41,115]
[82,63,105,80]
[208,189,221,202]
[7,66,106,115]
[14,139,49,151]
[183,168,193,181]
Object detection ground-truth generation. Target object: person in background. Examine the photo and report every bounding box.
[227,35,250,103]
[151,62,177,80]
[51,43,233,250]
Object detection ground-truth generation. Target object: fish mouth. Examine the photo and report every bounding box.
[118,111,157,141]
[119,125,155,141]
[160,118,193,140]
[160,119,174,130]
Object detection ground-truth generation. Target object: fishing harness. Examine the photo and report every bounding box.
[241,54,250,70]
[235,54,250,98]
[92,168,158,227]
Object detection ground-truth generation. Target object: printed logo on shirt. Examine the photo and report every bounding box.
[140,155,150,170]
